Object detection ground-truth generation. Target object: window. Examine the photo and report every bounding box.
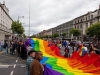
[88,16,90,20]
[86,17,87,21]
[86,23,88,28]
[78,20,79,23]
[77,25,79,29]
[90,22,93,26]
[75,26,76,29]
[81,19,82,22]
[91,15,93,19]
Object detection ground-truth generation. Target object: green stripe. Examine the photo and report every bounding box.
[46,57,74,75]
[34,40,40,51]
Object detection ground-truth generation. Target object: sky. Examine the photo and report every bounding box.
[0,0,100,36]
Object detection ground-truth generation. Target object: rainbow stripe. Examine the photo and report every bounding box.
[25,38,100,75]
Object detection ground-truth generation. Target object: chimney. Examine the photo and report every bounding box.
[3,1,5,4]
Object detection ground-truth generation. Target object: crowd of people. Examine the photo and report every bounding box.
[0,40,27,60]
[47,39,100,58]
[0,39,100,75]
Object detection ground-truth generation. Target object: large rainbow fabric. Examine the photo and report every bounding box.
[25,38,100,75]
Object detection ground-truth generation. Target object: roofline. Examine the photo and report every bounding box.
[0,3,13,21]
[74,9,99,20]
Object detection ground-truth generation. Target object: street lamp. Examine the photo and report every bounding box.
[29,0,30,37]
[18,16,24,21]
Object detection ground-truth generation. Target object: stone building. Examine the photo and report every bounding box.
[0,1,13,41]
[56,20,73,39]
[74,6,100,41]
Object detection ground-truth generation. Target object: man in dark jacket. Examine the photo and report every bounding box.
[20,42,27,60]
[30,51,43,75]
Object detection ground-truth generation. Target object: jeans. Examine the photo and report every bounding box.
[0,45,3,51]
[4,47,8,55]
[0,45,1,51]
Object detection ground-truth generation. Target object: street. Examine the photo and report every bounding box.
[0,46,73,75]
[0,51,26,75]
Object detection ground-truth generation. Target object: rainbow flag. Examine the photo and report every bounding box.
[25,38,100,75]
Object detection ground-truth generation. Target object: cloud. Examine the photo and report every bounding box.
[1,0,100,35]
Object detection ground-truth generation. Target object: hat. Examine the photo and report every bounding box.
[27,49,36,55]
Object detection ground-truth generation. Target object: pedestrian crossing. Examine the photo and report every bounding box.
[0,64,26,68]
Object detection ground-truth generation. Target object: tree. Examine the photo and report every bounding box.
[70,28,81,36]
[62,33,66,38]
[52,33,59,38]
[23,34,26,38]
[86,22,100,41]
[30,34,36,38]
[86,22,100,37]
[11,20,25,36]
[48,35,52,38]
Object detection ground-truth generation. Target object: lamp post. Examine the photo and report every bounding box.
[18,16,24,22]
[29,0,30,37]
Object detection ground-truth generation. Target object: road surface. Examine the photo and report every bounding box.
[0,51,26,75]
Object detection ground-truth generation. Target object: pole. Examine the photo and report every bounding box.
[29,0,30,37]
[18,16,19,21]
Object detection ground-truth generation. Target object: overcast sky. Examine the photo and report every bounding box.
[0,0,100,36]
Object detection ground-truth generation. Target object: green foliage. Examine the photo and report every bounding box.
[11,20,24,35]
[62,33,66,37]
[48,35,52,38]
[70,28,81,36]
[30,34,36,38]
[52,33,59,38]
[23,34,26,38]
[86,22,100,37]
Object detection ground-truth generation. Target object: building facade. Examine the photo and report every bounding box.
[74,7,100,41]
[36,5,100,41]
[0,2,13,41]
[44,28,52,36]
[56,20,73,39]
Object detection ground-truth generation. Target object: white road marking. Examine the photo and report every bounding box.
[21,65,26,67]
[0,65,14,68]
[10,71,14,75]
[16,60,18,62]
[0,65,9,68]
[16,57,19,62]
[13,64,16,68]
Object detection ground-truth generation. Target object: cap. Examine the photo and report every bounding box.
[27,49,36,55]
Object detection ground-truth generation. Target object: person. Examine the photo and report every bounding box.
[63,40,67,48]
[89,43,94,54]
[20,42,27,60]
[17,41,21,57]
[10,41,15,55]
[0,40,4,51]
[93,45,100,55]
[26,50,36,75]
[64,46,69,58]
[30,51,43,75]
[3,41,8,55]
[81,44,88,56]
